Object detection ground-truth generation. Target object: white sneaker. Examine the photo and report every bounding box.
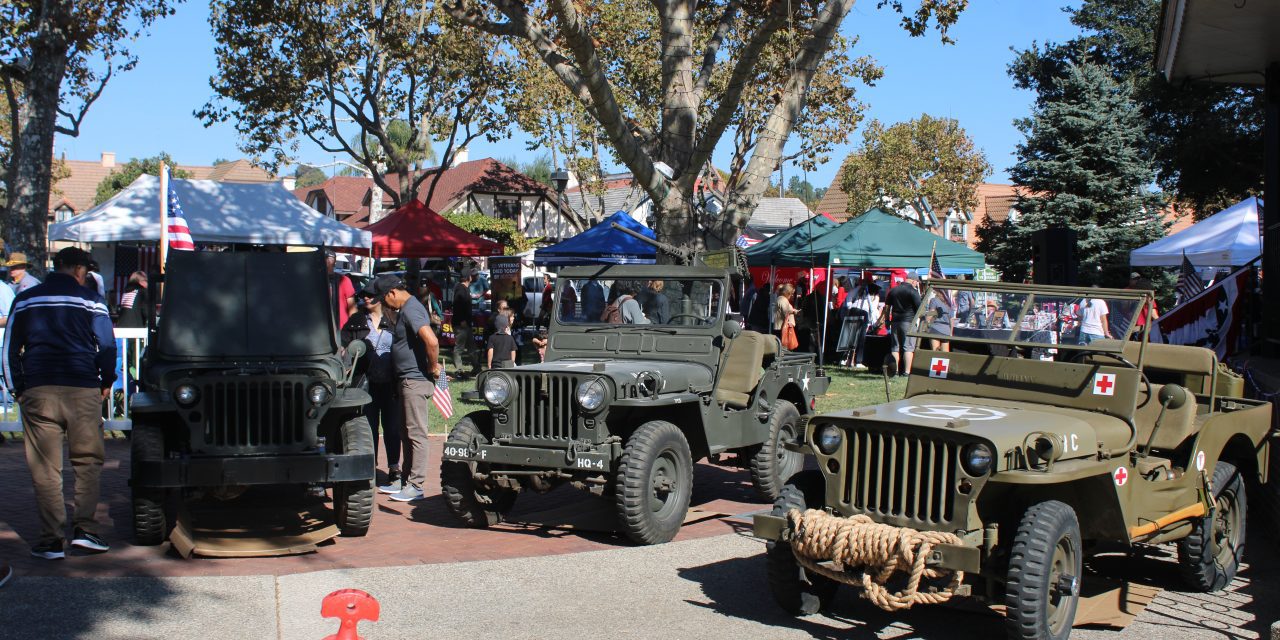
[854,364,868,372]
[377,479,403,495]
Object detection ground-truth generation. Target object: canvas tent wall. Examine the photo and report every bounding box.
[1130,197,1263,267]
[48,175,371,249]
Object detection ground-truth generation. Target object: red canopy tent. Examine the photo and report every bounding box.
[356,200,504,258]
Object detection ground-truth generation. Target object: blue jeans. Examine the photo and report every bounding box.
[365,381,402,468]
[1078,332,1105,345]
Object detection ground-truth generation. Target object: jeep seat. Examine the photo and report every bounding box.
[715,331,768,408]
[1134,383,1199,451]
[1088,341,1217,393]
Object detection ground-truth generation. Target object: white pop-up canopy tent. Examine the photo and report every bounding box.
[1130,197,1262,267]
[49,175,371,249]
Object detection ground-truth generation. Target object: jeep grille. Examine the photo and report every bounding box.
[511,372,579,441]
[843,427,959,526]
[198,380,308,450]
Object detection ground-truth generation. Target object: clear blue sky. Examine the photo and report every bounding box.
[53,1,1081,191]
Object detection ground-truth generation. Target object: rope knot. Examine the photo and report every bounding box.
[784,508,965,611]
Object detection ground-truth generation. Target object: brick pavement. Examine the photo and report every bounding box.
[0,434,766,578]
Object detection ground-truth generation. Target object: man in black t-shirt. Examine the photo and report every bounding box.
[486,313,517,369]
[451,273,479,378]
[880,279,922,376]
[372,275,440,503]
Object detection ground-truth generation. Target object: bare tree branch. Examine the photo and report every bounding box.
[53,66,111,137]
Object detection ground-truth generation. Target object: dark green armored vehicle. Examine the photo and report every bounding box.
[441,262,829,544]
[755,280,1274,640]
[128,251,375,544]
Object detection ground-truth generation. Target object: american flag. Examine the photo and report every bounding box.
[735,234,749,249]
[929,244,952,305]
[1176,252,1205,303]
[164,166,195,252]
[432,373,454,419]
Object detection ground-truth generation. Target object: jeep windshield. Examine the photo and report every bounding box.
[910,280,1153,353]
[556,277,723,327]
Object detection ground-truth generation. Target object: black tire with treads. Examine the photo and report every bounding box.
[766,470,838,615]
[1177,460,1246,592]
[615,420,693,545]
[440,413,518,528]
[333,416,375,536]
[130,422,167,545]
[1004,500,1081,640]
[749,402,804,503]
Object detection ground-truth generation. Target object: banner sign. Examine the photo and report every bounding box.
[1150,264,1256,359]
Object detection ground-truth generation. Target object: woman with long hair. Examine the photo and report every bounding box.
[773,283,797,344]
[116,271,150,328]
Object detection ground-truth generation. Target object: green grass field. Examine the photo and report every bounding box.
[433,362,909,435]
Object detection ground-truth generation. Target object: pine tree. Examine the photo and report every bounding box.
[999,61,1166,287]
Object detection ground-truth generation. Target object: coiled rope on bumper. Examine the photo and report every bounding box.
[786,508,965,611]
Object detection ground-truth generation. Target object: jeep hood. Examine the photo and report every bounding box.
[824,393,1133,461]
[512,358,714,393]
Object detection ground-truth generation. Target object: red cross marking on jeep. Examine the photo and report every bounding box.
[930,358,949,378]
[1094,373,1115,395]
[1113,466,1128,486]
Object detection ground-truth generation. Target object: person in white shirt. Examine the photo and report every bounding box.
[841,281,881,370]
[1076,295,1110,344]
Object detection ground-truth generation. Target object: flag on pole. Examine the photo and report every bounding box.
[163,165,195,252]
[735,234,749,249]
[929,241,952,304]
[1176,252,1204,303]
[432,373,454,419]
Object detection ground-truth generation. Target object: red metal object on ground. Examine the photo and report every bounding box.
[321,589,379,640]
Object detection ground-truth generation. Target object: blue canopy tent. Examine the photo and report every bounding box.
[533,210,657,265]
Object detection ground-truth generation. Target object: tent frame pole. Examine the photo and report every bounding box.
[819,264,831,370]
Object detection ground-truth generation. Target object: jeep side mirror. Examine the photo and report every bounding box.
[1158,384,1188,411]
[345,340,367,360]
[723,319,742,339]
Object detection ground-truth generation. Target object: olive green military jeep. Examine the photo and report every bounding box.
[754,280,1273,640]
[440,263,829,544]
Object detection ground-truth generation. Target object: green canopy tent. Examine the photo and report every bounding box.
[745,214,838,266]
[767,208,987,369]
[772,208,986,269]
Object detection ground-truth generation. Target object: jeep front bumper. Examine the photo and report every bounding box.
[751,513,983,574]
[131,452,374,488]
[441,441,621,472]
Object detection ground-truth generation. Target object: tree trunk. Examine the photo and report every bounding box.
[6,31,71,276]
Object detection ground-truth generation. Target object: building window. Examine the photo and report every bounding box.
[949,222,966,241]
[54,206,75,224]
[495,198,520,222]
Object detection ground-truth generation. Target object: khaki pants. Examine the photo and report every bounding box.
[20,386,105,545]
[399,378,434,489]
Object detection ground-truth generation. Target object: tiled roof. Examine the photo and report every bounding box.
[748,197,814,231]
[49,156,275,215]
[563,183,651,219]
[971,183,1023,228]
[291,158,554,229]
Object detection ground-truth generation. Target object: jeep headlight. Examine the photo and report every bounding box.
[815,425,843,455]
[575,378,607,412]
[483,374,512,405]
[174,384,199,407]
[308,383,332,405]
[961,442,994,476]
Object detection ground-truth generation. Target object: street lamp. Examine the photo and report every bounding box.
[549,168,570,238]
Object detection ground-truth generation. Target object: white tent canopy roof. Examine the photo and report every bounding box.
[1130,197,1262,267]
[49,175,370,249]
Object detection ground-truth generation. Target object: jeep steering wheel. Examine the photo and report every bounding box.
[667,313,706,325]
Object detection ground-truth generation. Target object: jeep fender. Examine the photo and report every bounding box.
[1187,399,1272,483]
[331,388,372,409]
[130,391,177,414]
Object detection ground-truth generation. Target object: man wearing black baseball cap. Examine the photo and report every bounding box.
[369,274,441,502]
[3,247,117,559]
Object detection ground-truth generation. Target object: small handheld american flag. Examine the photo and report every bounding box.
[433,373,454,419]
[1176,252,1205,303]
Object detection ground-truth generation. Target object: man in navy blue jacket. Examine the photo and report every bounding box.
[3,247,116,559]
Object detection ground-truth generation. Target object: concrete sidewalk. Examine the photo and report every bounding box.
[3,532,1275,640]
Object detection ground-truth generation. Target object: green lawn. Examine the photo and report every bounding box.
[433,361,909,435]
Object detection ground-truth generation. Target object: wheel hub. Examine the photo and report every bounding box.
[1053,574,1080,598]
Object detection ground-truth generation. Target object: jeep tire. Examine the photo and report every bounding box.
[1178,460,1246,592]
[332,416,375,537]
[615,420,693,545]
[130,422,168,545]
[749,402,804,503]
[767,470,839,615]
[440,413,518,528]
[1005,500,1082,640]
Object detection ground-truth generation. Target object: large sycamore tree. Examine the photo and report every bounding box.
[838,114,990,225]
[447,0,966,252]
[200,0,517,212]
[1,0,177,270]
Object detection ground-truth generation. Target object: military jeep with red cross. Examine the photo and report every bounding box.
[754,280,1273,640]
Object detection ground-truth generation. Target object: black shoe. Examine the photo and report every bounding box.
[71,528,109,553]
[30,540,65,560]
[0,563,13,587]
